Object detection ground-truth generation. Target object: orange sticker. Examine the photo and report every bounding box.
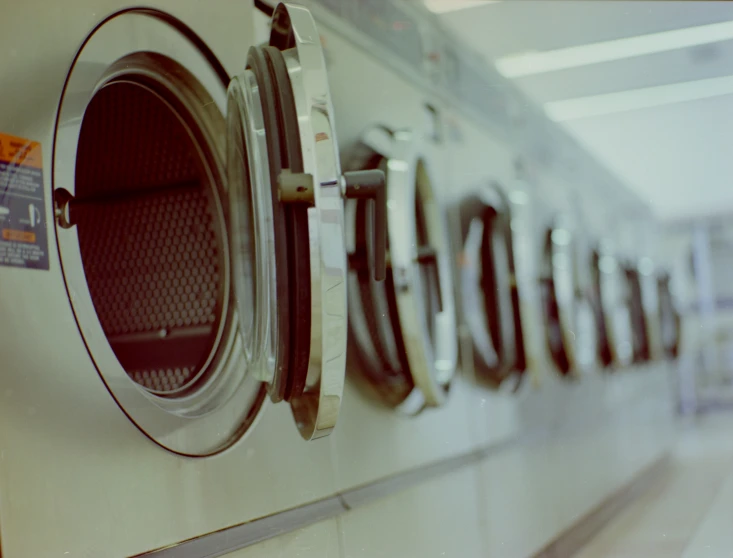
[0,132,42,169]
[3,229,36,243]
[0,131,49,270]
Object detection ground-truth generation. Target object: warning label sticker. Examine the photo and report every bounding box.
[0,132,49,270]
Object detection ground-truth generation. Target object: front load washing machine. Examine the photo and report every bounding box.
[623,261,651,364]
[638,258,665,362]
[52,2,388,449]
[345,125,458,413]
[592,241,634,368]
[658,271,682,359]
[539,215,599,377]
[0,2,382,556]
[570,215,603,374]
[456,185,526,389]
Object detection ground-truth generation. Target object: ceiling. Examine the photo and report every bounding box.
[430,1,733,223]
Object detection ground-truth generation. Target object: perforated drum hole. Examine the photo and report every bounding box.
[73,80,226,396]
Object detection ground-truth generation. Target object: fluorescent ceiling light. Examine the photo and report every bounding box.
[424,0,498,14]
[545,74,733,121]
[496,20,733,78]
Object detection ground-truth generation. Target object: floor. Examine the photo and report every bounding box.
[574,413,733,557]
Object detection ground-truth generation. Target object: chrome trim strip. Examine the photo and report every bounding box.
[136,497,345,558]
[139,401,669,557]
[137,442,503,558]
[339,438,513,511]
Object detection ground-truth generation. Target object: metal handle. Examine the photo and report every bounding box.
[344,169,387,281]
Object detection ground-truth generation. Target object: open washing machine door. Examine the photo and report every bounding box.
[658,271,682,359]
[53,3,386,453]
[226,3,386,439]
[346,126,457,413]
[540,218,598,377]
[593,243,634,368]
[458,187,525,389]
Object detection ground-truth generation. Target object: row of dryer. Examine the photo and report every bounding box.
[298,0,682,403]
[2,0,680,453]
[343,124,682,408]
[456,190,680,382]
[0,1,679,556]
[46,0,680,453]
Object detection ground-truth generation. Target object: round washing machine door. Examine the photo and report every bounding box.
[346,127,458,412]
[53,3,385,452]
[623,264,651,363]
[638,258,664,362]
[540,220,598,376]
[458,189,524,388]
[593,247,634,368]
[658,272,681,359]
[226,3,388,439]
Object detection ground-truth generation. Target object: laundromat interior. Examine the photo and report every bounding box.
[1,0,732,556]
